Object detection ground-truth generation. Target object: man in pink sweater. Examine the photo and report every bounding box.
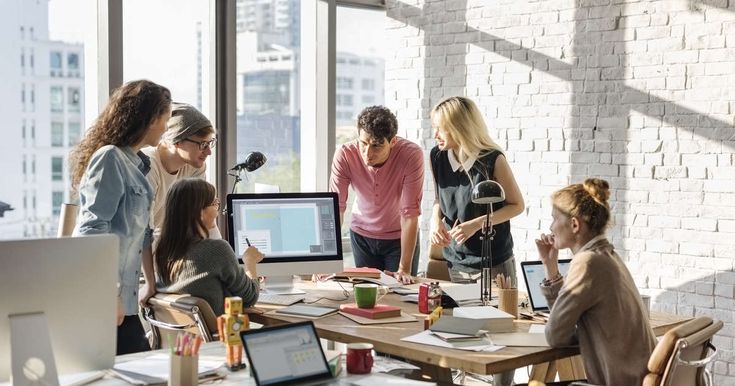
[329,106,424,284]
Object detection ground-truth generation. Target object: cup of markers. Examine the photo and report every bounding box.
[169,332,202,386]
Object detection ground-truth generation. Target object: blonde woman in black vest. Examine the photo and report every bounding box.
[429,96,524,386]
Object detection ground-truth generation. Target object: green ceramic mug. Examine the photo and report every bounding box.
[353,283,387,309]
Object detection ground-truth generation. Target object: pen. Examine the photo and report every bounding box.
[245,238,251,247]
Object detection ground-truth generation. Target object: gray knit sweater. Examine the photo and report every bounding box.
[157,239,259,315]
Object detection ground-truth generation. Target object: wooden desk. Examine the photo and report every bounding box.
[250,281,689,380]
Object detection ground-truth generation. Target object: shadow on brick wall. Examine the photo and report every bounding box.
[389,0,734,381]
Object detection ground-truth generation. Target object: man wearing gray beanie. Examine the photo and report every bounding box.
[143,102,220,241]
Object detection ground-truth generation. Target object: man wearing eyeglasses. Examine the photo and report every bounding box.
[143,102,220,242]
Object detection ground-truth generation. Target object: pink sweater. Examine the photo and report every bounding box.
[329,137,424,239]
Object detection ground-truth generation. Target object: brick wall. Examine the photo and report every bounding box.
[385,0,735,382]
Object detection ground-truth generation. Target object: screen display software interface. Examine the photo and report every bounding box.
[523,260,571,311]
[242,323,330,385]
[229,196,338,259]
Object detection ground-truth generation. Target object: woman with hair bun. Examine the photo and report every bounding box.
[536,178,655,386]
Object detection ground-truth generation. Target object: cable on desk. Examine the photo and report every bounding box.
[304,279,351,304]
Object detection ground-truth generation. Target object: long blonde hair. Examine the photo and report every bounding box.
[430,96,502,162]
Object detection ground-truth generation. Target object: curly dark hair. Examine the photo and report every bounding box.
[356,105,398,142]
[70,80,171,189]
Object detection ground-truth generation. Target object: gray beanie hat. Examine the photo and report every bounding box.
[162,102,213,144]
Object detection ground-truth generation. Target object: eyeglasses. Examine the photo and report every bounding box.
[183,138,217,150]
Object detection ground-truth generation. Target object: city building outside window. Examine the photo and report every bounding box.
[68,87,80,112]
[49,51,62,76]
[51,122,64,147]
[52,191,63,215]
[51,157,63,181]
[337,77,353,89]
[50,86,63,112]
[67,121,81,146]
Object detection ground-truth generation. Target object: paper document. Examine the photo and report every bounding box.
[400,330,503,352]
[488,333,549,347]
[453,306,514,319]
[528,324,545,334]
[112,354,223,385]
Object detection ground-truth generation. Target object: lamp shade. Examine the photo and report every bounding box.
[471,180,505,204]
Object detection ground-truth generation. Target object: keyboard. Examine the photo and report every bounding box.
[258,293,306,306]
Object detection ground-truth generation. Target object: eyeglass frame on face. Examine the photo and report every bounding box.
[182,137,217,150]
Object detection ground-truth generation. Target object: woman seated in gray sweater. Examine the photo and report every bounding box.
[154,178,263,315]
[536,178,656,386]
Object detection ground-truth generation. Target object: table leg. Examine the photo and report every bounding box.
[556,355,585,381]
[530,361,557,382]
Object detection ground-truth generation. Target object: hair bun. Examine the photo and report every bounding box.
[583,178,610,205]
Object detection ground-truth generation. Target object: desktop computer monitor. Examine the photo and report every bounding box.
[0,235,119,386]
[227,192,343,293]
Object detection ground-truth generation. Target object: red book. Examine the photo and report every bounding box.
[339,303,401,319]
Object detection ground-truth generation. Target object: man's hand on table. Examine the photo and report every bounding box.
[385,270,414,284]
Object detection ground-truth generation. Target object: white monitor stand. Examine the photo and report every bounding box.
[261,275,306,295]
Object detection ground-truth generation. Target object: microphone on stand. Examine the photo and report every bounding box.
[227,152,267,196]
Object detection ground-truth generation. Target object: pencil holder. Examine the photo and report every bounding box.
[169,354,198,386]
[498,288,519,319]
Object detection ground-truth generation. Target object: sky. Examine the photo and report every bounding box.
[47,0,386,105]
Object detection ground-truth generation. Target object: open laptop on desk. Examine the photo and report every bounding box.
[240,321,350,386]
[520,259,572,318]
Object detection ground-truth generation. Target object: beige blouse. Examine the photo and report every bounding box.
[541,236,656,385]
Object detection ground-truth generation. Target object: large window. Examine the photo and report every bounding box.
[2,0,90,239]
[235,0,302,193]
[123,1,210,113]
[335,6,387,266]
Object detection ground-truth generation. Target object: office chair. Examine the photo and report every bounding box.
[425,243,450,281]
[644,316,722,386]
[57,203,78,237]
[142,293,219,349]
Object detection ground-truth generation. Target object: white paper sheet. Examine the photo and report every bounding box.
[400,330,504,352]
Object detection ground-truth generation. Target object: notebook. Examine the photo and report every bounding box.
[240,321,348,386]
[520,259,572,313]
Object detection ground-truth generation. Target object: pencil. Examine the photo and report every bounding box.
[245,238,251,247]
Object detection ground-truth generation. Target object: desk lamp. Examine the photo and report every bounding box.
[471,179,505,306]
[228,151,267,194]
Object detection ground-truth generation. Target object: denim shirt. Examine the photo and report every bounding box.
[74,145,153,315]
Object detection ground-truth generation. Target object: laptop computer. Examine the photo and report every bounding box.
[520,259,572,315]
[240,321,350,386]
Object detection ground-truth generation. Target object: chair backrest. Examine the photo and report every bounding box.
[643,316,723,386]
[426,243,450,281]
[57,203,78,237]
[142,293,219,349]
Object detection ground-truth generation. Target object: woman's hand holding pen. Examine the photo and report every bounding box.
[243,239,264,280]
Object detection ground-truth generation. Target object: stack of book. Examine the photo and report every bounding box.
[334,267,381,279]
[339,303,401,319]
[449,306,515,333]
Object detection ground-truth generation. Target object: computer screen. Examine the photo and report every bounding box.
[521,259,572,312]
[240,321,332,386]
[226,192,343,282]
[0,235,119,385]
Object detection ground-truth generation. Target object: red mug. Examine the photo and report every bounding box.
[346,343,373,374]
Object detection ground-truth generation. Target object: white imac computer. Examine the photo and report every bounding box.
[0,235,119,386]
[227,192,343,294]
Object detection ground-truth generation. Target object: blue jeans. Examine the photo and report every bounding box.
[350,230,420,275]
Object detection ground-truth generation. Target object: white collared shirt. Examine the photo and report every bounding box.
[447,149,479,173]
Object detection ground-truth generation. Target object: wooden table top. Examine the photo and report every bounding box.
[249,281,689,375]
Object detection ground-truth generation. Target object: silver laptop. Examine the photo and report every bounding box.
[240,321,350,386]
[520,259,572,315]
